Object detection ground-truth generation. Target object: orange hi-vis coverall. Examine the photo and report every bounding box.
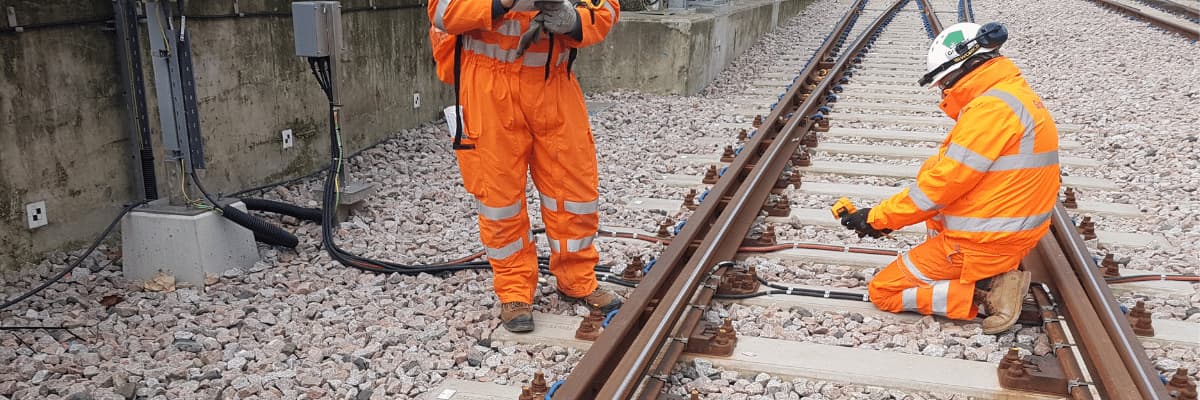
[428,0,619,304]
[866,57,1060,320]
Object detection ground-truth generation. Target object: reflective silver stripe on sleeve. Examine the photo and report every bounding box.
[902,287,919,312]
[486,238,524,260]
[564,200,599,215]
[943,210,1053,232]
[566,235,595,252]
[990,151,1059,171]
[477,199,522,220]
[540,193,558,212]
[944,143,993,173]
[983,89,1036,155]
[497,19,522,36]
[907,183,942,212]
[901,253,934,285]
[931,280,950,316]
[433,0,452,30]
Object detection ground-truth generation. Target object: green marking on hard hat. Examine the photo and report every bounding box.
[942,30,965,47]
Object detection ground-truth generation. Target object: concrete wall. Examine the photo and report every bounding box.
[0,0,452,269]
[573,0,814,95]
[0,0,813,269]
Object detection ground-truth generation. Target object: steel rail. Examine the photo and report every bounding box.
[601,2,905,395]
[1029,286,1093,400]
[917,0,944,36]
[1085,0,1200,40]
[1048,205,1169,398]
[551,1,874,398]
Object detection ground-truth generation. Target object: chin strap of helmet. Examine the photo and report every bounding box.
[940,52,1001,90]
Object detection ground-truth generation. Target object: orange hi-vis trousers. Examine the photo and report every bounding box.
[867,219,1027,320]
[454,62,600,305]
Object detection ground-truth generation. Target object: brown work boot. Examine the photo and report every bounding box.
[500,302,534,333]
[560,287,623,314]
[981,270,1031,335]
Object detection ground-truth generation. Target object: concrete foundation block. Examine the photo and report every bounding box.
[121,201,260,287]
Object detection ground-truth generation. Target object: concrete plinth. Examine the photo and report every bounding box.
[121,200,260,287]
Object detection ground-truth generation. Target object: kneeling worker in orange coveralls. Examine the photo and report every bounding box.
[838,22,1060,334]
[428,0,622,332]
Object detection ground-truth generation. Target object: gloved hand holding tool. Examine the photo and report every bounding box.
[831,197,892,239]
[516,0,579,56]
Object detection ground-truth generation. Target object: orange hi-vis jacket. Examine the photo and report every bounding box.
[868,57,1061,284]
[427,0,618,304]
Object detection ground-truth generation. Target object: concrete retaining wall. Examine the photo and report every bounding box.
[574,0,814,95]
[0,0,813,269]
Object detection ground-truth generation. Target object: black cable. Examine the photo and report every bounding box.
[0,200,148,311]
[190,171,300,248]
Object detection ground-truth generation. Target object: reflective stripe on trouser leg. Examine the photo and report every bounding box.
[866,235,979,320]
[529,76,601,300]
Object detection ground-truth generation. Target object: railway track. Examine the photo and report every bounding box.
[1085,0,1200,40]
[431,0,1200,399]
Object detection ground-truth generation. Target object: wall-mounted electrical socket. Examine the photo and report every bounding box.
[413,92,421,109]
[282,129,294,149]
[26,201,47,229]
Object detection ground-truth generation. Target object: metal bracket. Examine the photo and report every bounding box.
[6,7,21,32]
[233,0,244,17]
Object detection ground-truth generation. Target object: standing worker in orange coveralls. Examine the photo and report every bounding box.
[428,0,622,332]
[838,22,1060,334]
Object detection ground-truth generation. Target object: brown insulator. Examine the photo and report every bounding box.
[1129,301,1155,336]
[720,145,735,162]
[1169,368,1197,400]
[715,318,737,346]
[690,389,702,400]
[803,131,819,148]
[1063,187,1078,209]
[767,194,791,217]
[530,371,548,395]
[683,189,699,211]
[702,165,719,184]
[794,149,812,167]
[518,386,537,400]
[789,170,803,189]
[575,311,602,341]
[1000,348,1029,379]
[623,257,644,282]
[1101,254,1121,278]
[737,129,748,142]
[658,218,674,238]
[752,115,763,128]
[813,117,830,133]
[1078,216,1096,240]
[759,227,776,246]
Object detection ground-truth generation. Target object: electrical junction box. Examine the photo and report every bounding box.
[292,1,343,57]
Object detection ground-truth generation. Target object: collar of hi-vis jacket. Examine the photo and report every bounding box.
[938,57,1024,120]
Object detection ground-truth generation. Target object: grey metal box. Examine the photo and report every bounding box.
[292,1,343,57]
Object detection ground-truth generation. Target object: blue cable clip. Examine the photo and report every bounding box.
[673,220,686,235]
[698,189,710,203]
[718,166,728,177]
[601,308,620,327]
[643,258,657,274]
[544,380,566,400]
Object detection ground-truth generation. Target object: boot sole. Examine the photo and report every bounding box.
[503,316,535,333]
[983,271,1031,335]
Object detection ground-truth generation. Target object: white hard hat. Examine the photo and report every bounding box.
[919,22,1007,87]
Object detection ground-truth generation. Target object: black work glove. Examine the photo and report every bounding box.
[840,208,891,238]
